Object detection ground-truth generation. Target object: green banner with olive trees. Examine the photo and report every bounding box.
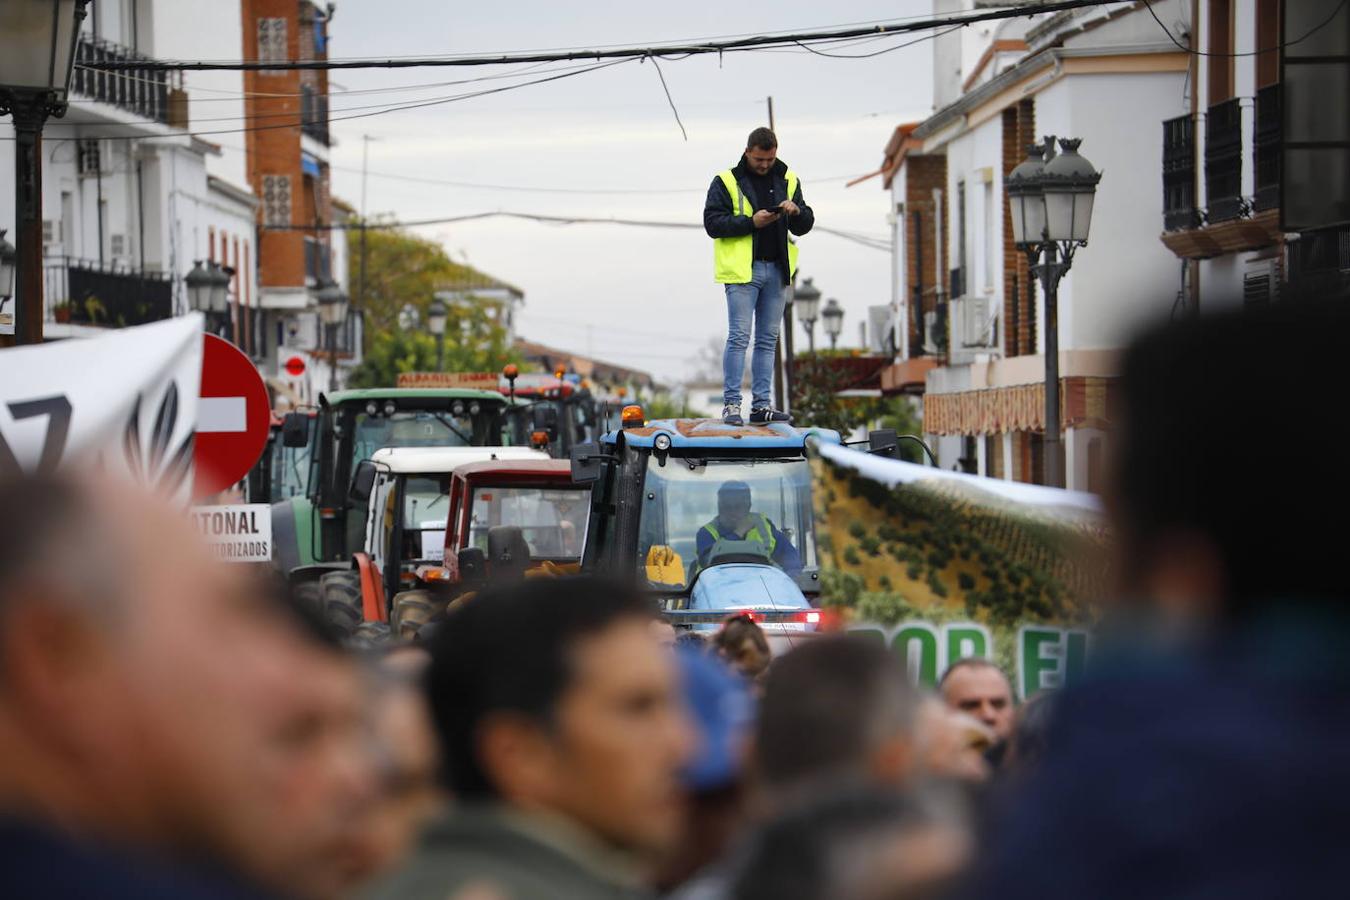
[811,442,1109,699]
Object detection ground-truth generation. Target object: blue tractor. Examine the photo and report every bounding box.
[571,408,843,642]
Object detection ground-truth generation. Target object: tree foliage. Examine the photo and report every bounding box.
[347,225,521,388]
[790,355,926,462]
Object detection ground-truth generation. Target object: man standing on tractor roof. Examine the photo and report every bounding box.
[696,480,801,575]
[704,127,814,427]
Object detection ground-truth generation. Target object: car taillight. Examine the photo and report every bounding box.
[797,610,822,625]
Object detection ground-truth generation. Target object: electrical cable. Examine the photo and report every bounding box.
[261,210,892,252]
[1141,0,1348,57]
[83,0,1130,72]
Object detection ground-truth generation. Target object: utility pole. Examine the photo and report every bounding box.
[767,96,789,414]
[358,134,375,313]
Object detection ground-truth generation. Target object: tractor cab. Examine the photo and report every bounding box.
[271,387,515,574]
[499,366,605,458]
[573,410,841,639]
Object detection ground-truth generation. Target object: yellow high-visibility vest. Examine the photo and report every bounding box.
[713,169,799,284]
[700,513,777,557]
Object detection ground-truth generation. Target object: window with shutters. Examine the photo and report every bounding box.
[262,175,292,228]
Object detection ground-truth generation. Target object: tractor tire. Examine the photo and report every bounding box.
[390,589,440,640]
[321,570,364,636]
[293,579,323,616]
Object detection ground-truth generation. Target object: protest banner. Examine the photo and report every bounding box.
[0,315,204,498]
[812,441,1108,698]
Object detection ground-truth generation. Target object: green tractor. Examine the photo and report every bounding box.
[272,388,514,589]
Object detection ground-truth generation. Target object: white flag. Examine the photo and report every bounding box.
[0,315,204,497]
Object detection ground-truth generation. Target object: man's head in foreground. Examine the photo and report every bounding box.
[1113,300,1350,631]
[755,635,918,799]
[744,127,778,175]
[425,576,694,854]
[0,474,376,899]
[938,659,1014,742]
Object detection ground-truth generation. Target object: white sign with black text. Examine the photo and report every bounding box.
[192,503,272,563]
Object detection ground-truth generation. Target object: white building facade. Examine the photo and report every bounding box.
[878,0,1191,491]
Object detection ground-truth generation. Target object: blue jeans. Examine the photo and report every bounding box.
[723,261,785,409]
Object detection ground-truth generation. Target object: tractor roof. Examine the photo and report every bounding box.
[326,387,507,405]
[603,418,841,450]
[452,458,576,481]
[370,446,547,475]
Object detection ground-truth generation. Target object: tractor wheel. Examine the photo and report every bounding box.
[321,570,364,635]
[292,579,323,616]
[390,588,440,639]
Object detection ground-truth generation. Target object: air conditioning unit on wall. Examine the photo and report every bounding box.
[960,294,998,348]
[1243,258,1281,307]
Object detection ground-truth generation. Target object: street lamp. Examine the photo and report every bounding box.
[795,276,821,354]
[821,298,844,351]
[397,303,419,331]
[0,0,92,344]
[427,297,448,371]
[316,280,349,394]
[1007,136,1101,488]
[186,260,232,335]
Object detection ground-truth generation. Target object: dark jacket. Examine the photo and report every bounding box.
[0,819,272,900]
[365,805,650,900]
[966,610,1350,900]
[703,157,814,286]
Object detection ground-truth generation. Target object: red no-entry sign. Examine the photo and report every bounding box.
[284,355,306,377]
[195,333,270,498]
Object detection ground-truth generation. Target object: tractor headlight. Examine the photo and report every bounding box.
[469,402,481,416]
[654,433,672,451]
[382,401,397,416]
[365,400,379,416]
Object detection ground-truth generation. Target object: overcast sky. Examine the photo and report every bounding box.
[326,1,935,383]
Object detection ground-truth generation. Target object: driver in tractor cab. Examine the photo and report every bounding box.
[696,480,801,575]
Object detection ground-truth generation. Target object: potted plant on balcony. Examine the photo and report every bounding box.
[52,300,72,324]
[82,296,106,325]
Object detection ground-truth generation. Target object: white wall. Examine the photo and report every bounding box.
[147,0,250,190]
[1034,71,1188,351]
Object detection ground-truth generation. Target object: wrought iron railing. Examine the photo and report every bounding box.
[1204,99,1245,223]
[1254,85,1281,213]
[71,36,172,124]
[1162,114,1200,231]
[44,257,173,327]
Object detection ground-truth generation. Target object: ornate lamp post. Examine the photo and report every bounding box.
[794,276,821,354]
[821,297,844,351]
[427,297,448,371]
[1007,136,1101,488]
[186,260,232,337]
[0,0,91,344]
[316,280,349,394]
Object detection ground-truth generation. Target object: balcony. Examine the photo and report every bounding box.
[301,85,330,146]
[1162,114,1200,231]
[1204,98,1245,224]
[71,36,181,126]
[304,237,333,286]
[44,257,174,327]
[1253,84,1281,213]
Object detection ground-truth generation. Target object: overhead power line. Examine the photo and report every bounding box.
[263,210,892,252]
[85,0,1130,72]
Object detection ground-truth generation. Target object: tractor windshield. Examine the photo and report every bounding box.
[468,485,591,561]
[349,409,477,466]
[637,457,818,590]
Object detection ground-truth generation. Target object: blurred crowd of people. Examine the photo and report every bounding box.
[2,300,1348,899]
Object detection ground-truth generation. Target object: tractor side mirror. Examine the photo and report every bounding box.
[570,443,604,484]
[349,459,377,503]
[281,412,309,448]
[457,547,487,583]
[868,429,899,459]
